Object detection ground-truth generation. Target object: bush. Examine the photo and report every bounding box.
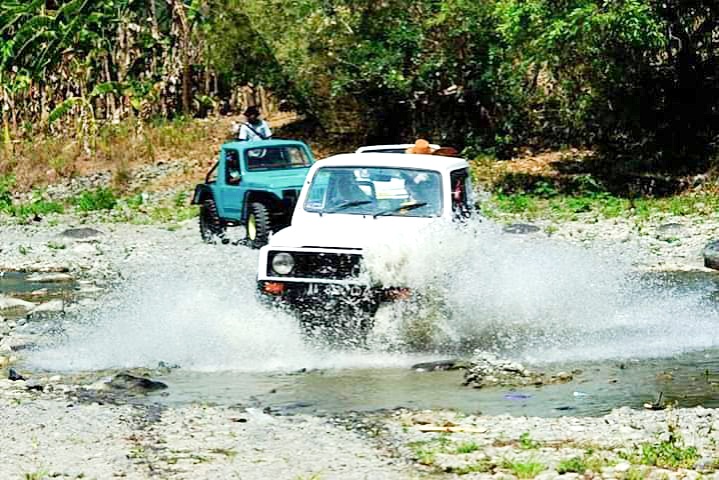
[0,174,15,210]
[73,188,117,212]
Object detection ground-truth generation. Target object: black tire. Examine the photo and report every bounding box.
[246,202,271,249]
[199,197,225,243]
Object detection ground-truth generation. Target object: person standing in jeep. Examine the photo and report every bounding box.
[234,106,272,141]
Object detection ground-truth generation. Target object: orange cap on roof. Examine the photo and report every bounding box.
[406,139,434,154]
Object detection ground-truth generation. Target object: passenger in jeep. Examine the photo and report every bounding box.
[328,172,373,208]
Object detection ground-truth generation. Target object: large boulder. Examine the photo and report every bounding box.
[704,240,719,270]
[463,351,574,389]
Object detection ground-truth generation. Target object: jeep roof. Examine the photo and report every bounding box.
[355,143,440,154]
[311,152,468,173]
[222,138,311,150]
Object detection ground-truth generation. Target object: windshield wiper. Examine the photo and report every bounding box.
[373,202,428,218]
[323,200,373,214]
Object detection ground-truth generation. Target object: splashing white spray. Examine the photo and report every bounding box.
[28,243,430,372]
[28,219,719,372]
[364,219,719,362]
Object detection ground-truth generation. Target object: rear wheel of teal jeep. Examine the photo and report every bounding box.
[246,202,271,248]
[199,197,225,243]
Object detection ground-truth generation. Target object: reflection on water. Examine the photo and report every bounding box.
[0,272,76,297]
[146,348,719,417]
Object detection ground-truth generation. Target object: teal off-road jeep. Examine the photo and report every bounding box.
[191,139,315,248]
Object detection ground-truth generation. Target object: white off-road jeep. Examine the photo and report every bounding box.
[256,152,474,335]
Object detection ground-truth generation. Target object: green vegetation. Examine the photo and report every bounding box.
[628,440,698,469]
[626,466,647,480]
[407,437,450,466]
[73,188,118,212]
[0,178,198,225]
[481,177,719,223]
[501,458,546,478]
[620,431,699,470]
[455,441,481,454]
[2,0,719,177]
[408,435,488,468]
[23,471,49,480]
[519,432,540,450]
[557,456,586,474]
[449,461,493,475]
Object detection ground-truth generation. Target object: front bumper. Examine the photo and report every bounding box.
[257,280,411,313]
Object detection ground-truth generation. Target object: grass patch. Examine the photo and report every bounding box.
[454,441,481,454]
[449,460,492,474]
[623,440,699,469]
[557,456,586,474]
[620,425,699,470]
[519,432,540,450]
[23,471,49,480]
[501,458,546,478]
[407,435,453,466]
[483,190,719,223]
[73,187,117,212]
[0,173,14,209]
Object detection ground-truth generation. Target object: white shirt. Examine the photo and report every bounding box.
[237,120,272,141]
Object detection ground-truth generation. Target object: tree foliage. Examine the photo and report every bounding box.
[1,0,719,171]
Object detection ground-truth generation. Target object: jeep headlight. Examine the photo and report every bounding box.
[271,252,295,275]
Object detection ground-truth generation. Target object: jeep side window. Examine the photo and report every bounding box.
[450,168,472,218]
[226,149,241,185]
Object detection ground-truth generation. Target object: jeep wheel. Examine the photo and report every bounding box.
[246,202,271,248]
[199,197,225,243]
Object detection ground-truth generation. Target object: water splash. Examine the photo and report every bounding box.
[363,219,719,362]
[28,244,431,372]
[27,218,719,373]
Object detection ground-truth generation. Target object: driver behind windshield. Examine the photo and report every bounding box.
[402,171,439,207]
[328,172,372,209]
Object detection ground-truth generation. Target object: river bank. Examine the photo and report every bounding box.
[1,145,719,478]
[1,375,718,479]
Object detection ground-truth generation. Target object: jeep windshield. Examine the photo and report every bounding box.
[245,146,311,171]
[304,167,443,217]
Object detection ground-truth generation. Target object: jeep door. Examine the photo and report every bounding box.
[217,148,244,220]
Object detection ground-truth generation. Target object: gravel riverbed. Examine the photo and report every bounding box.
[1,208,718,479]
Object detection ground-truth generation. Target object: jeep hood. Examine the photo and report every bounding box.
[269,215,438,250]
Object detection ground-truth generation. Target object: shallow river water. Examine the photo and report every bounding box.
[8,223,719,418]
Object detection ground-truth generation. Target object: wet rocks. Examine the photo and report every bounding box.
[412,360,468,372]
[60,227,104,239]
[703,239,719,270]
[503,223,541,234]
[0,296,36,316]
[28,300,65,316]
[8,367,25,381]
[25,272,75,283]
[103,372,168,393]
[463,352,574,388]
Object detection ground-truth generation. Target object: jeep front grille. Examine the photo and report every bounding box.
[268,251,362,280]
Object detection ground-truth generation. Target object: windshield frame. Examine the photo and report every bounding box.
[244,145,312,172]
[303,165,444,218]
